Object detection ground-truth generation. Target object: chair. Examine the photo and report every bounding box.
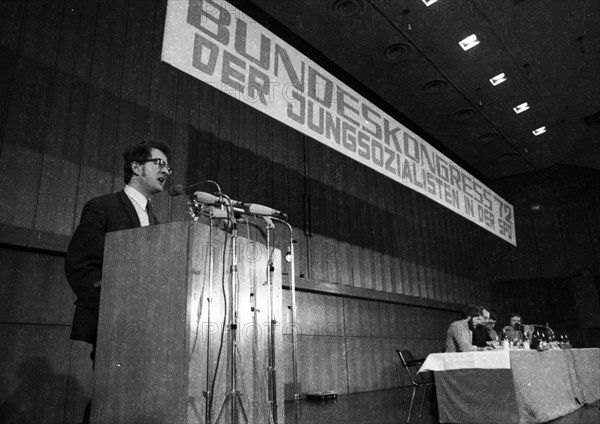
[396,349,434,423]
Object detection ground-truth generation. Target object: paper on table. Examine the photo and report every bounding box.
[418,350,511,373]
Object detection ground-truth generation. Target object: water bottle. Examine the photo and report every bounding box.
[502,329,509,350]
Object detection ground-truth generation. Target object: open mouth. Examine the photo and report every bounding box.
[157,176,165,184]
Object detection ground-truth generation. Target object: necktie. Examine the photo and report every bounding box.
[146,200,157,225]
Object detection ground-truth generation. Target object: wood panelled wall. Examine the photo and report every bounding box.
[486,166,600,347]
[0,247,93,424]
[280,290,455,398]
[0,0,492,301]
[0,0,515,421]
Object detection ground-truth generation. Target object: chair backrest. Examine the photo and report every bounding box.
[397,349,415,367]
[397,349,419,384]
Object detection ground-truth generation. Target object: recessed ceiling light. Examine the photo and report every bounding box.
[459,34,480,51]
[329,0,365,19]
[479,133,499,144]
[532,126,547,136]
[490,73,507,86]
[500,151,518,160]
[513,102,530,114]
[422,80,448,93]
[422,0,439,6]
[383,43,413,62]
[450,108,476,122]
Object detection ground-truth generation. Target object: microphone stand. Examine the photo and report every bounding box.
[263,217,277,424]
[214,194,248,424]
[233,216,276,424]
[186,186,222,424]
[204,220,215,424]
[271,218,299,402]
[190,191,292,424]
[238,215,293,424]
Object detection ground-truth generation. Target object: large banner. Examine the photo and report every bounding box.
[162,0,516,245]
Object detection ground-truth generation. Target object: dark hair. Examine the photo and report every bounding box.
[122,139,172,183]
[506,312,521,324]
[463,304,483,319]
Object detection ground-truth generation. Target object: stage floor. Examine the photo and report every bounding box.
[284,388,600,424]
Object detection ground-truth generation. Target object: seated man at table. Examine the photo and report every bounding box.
[503,312,532,344]
[473,310,499,348]
[445,305,493,352]
[473,306,491,347]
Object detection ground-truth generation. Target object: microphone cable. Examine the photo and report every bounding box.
[208,231,230,418]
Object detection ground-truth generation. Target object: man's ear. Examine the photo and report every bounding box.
[131,161,140,177]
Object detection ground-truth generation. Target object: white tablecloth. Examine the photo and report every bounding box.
[424,349,600,423]
[418,350,511,373]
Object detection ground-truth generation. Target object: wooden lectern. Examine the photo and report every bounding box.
[91,220,284,424]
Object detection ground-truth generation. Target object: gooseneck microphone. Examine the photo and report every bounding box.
[245,204,287,220]
[167,185,186,196]
[193,191,220,204]
[193,191,288,221]
[168,180,222,197]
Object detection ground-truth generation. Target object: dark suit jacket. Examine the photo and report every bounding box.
[472,324,492,347]
[65,190,157,343]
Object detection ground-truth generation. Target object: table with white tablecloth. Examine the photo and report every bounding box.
[418,348,600,423]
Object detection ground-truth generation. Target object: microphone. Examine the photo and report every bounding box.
[193,191,246,209]
[168,180,222,197]
[193,192,288,220]
[168,184,186,196]
[194,191,221,204]
[246,204,288,221]
[202,205,245,220]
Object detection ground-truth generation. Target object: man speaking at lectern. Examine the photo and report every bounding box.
[64,139,172,423]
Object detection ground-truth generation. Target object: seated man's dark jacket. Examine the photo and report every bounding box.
[65,190,151,343]
[472,325,492,348]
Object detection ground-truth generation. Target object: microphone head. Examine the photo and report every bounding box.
[168,184,185,197]
[194,191,220,205]
[202,206,228,219]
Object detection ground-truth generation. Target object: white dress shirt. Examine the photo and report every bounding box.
[124,185,150,227]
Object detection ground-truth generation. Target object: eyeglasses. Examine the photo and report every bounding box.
[138,158,173,173]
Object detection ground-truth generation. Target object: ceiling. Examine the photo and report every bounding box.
[242,0,600,179]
